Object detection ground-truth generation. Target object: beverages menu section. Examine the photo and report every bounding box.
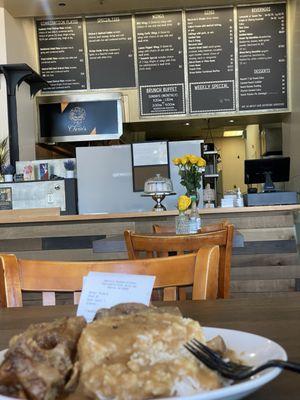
[135,12,185,116]
[86,15,136,89]
[36,3,288,115]
[238,4,287,110]
[36,18,87,91]
[186,8,235,114]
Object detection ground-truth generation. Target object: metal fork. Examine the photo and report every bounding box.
[185,338,300,380]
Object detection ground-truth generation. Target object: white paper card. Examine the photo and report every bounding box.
[77,272,155,322]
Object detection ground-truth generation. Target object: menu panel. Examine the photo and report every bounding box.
[135,12,185,116]
[186,8,235,113]
[86,15,136,89]
[36,18,87,91]
[238,3,287,110]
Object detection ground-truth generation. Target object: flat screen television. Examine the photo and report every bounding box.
[38,94,123,143]
[244,157,290,191]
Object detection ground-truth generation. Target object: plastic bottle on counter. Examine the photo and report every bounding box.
[189,196,201,233]
[235,187,244,207]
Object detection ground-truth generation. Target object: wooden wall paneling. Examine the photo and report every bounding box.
[231,253,300,267]
[232,240,297,255]
[231,265,300,281]
[0,239,42,252]
[239,227,296,242]
[0,221,136,239]
[9,249,128,261]
[231,279,295,293]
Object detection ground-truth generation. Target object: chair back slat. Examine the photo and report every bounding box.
[163,287,177,301]
[0,246,219,307]
[125,224,234,299]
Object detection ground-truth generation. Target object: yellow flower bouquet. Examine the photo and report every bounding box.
[172,154,206,198]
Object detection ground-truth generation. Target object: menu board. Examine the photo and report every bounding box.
[86,15,136,89]
[135,12,185,116]
[36,18,87,91]
[186,8,235,114]
[238,4,287,111]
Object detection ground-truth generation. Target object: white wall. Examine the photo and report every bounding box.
[0,9,38,160]
[213,137,247,194]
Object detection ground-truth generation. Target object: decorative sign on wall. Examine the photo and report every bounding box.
[86,15,136,89]
[36,18,87,91]
[186,7,236,113]
[38,98,123,142]
[237,3,287,110]
[135,12,186,116]
[35,3,288,116]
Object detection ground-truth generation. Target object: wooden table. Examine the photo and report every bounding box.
[0,296,299,399]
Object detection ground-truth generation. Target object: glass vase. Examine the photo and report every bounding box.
[175,211,189,234]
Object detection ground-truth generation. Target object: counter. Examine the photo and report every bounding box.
[0,205,299,300]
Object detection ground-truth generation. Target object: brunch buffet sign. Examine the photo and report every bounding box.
[77,272,155,322]
[36,3,287,115]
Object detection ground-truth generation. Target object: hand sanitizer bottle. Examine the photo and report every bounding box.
[236,187,244,207]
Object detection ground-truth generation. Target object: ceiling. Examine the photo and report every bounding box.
[125,112,288,140]
[3,0,283,18]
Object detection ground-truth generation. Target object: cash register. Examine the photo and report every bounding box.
[243,157,298,206]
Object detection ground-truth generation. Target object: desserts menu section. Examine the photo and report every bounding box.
[186,8,235,114]
[135,12,185,116]
[36,18,87,91]
[86,16,136,89]
[238,4,287,110]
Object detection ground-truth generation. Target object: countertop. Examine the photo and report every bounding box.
[0,204,299,224]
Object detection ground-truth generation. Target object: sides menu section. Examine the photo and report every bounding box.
[238,4,287,110]
[36,18,87,91]
[186,8,235,113]
[135,12,185,116]
[86,15,136,89]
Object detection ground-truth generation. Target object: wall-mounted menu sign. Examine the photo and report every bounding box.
[238,3,287,111]
[186,8,235,114]
[135,12,185,116]
[86,15,136,89]
[36,18,87,91]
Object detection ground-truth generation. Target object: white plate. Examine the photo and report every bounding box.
[0,327,287,400]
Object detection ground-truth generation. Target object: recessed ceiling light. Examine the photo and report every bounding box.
[229,119,234,123]
[185,122,190,126]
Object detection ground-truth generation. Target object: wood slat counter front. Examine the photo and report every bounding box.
[0,205,299,299]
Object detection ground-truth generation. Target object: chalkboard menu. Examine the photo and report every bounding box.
[238,4,287,111]
[135,12,185,116]
[186,8,235,113]
[86,16,136,89]
[36,18,87,91]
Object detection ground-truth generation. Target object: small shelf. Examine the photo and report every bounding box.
[204,174,219,178]
[203,151,218,155]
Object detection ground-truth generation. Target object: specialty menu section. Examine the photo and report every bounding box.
[186,8,235,114]
[238,4,287,111]
[135,12,185,116]
[36,19,87,91]
[86,16,136,89]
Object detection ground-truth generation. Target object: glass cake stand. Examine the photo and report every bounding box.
[141,192,176,211]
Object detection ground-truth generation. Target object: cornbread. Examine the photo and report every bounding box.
[78,304,223,400]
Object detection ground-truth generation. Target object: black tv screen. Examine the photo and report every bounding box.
[39,98,122,142]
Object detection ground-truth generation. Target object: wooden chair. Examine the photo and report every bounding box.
[153,220,229,234]
[0,246,219,307]
[124,224,234,299]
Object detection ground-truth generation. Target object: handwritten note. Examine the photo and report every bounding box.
[77,272,155,322]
